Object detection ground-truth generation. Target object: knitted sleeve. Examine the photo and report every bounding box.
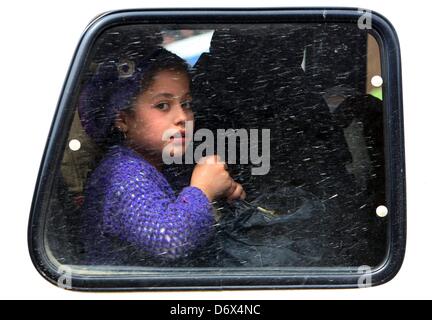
[101,159,215,260]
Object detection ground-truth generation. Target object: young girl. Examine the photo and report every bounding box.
[79,47,245,265]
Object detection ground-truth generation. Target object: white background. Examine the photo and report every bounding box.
[0,0,430,299]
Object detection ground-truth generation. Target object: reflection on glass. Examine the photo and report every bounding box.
[45,23,387,272]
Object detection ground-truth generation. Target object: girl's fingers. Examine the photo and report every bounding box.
[227,182,244,201]
[226,179,237,195]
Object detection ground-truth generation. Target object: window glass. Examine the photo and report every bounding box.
[30,13,402,290]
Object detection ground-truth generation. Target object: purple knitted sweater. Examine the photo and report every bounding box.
[81,144,215,264]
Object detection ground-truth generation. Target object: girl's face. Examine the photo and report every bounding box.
[116,69,194,167]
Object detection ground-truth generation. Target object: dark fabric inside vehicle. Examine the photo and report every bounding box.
[192,24,387,267]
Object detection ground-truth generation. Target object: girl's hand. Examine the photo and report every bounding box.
[191,155,244,202]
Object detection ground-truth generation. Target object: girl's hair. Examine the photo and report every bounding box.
[79,47,190,147]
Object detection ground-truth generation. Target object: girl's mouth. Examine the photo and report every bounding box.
[170,131,186,144]
[171,137,185,143]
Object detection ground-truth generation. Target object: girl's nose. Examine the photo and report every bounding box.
[173,104,189,126]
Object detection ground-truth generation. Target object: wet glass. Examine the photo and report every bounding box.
[29,10,404,290]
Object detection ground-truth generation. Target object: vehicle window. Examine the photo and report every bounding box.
[29,9,405,290]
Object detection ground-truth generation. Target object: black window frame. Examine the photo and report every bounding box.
[28,7,405,291]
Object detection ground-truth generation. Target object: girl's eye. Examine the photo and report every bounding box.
[154,102,170,111]
[181,100,193,110]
